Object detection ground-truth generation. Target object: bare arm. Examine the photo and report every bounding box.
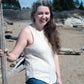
[6,27,32,62]
[54,53,62,84]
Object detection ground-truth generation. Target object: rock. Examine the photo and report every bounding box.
[10,64,15,67]
[56,23,64,27]
[64,17,84,28]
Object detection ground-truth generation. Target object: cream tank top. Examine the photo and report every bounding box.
[24,25,57,84]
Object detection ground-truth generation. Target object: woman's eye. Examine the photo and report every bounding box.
[38,12,43,15]
[45,12,49,15]
[37,12,50,15]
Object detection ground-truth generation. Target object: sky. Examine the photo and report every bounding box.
[19,0,84,8]
[19,0,38,8]
[19,0,52,8]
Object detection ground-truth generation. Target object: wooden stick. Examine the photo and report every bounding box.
[0,1,8,84]
[0,63,25,78]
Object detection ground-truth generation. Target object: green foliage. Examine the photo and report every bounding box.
[15,1,21,8]
[53,0,62,10]
[22,7,26,9]
[22,7,30,9]
[2,0,21,10]
[26,7,30,9]
[52,0,75,11]
[79,1,84,10]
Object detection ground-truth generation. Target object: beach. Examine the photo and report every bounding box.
[0,20,84,84]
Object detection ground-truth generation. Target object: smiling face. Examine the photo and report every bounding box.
[34,6,50,29]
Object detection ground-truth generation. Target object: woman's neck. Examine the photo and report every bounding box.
[32,23,44,31]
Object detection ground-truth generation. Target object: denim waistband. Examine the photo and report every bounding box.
[26,78,56,84]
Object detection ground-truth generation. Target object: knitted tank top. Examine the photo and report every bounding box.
[24,25,57,84]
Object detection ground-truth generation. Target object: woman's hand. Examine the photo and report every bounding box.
[4,48,10,56]
[0,48,9,56]
[0,48,16,62]
[0,49,3,56]
[57,77,62,84]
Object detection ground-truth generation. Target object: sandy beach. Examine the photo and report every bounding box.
[0,20,84,84]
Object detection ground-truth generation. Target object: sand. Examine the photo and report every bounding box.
[0,20,84,84]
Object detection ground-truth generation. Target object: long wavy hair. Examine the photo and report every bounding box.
[31,0,61,53]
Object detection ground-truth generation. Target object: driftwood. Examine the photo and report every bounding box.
[60,47,83,55]
[5,35,18,40]
[0,56,25,78]
[5,31,13,33]
[81,46,84,51]
[4,18,13,25]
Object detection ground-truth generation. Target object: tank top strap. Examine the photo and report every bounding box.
[28,25,44,39]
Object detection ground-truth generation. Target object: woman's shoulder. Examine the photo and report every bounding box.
[18,25,33,44]
[21,25,32,34]
[18,25,32,40]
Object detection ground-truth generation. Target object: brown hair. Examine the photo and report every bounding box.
[31,0,61,53]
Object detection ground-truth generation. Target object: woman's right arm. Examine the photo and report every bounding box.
[0,27,32,62]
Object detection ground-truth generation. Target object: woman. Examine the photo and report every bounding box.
[0,0,62,84]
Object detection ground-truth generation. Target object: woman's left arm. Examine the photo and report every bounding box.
[54,53,62,84]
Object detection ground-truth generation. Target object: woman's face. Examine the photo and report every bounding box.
[34,6,50,28]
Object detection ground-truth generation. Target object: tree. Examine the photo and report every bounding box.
[60,0,75,10]
[22,7,30,9]
[52,0,75,11]
[79,1,84,10]
[2,0,21,9]
[69,0,75,9]
[15,0,21,9]
[26,7,30,9]
[53,0,62,10]
[2,0,10,4]
[22,7,26,9]
[74,0,80,7]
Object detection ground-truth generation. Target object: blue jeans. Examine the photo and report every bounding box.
[26,78,56,84]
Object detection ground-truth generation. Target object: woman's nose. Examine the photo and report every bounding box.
[42,14,46,18]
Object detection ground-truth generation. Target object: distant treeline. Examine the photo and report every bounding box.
[1,0,84,10]
[52,0,84,11]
